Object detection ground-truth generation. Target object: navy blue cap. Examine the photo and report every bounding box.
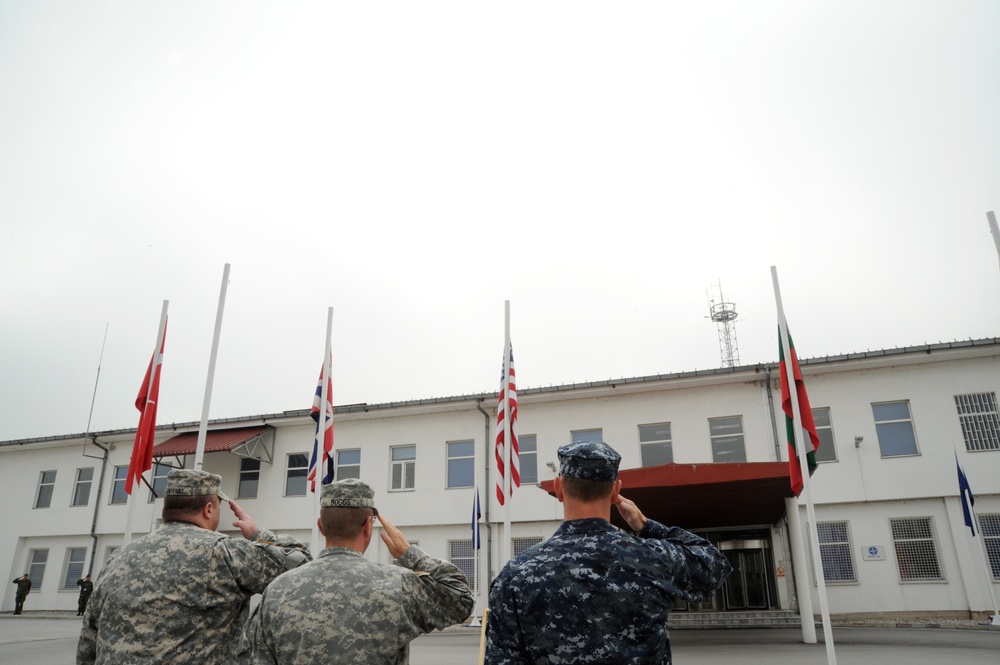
[557,441,621,481]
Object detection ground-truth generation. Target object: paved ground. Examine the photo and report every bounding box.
[3,613,998,664]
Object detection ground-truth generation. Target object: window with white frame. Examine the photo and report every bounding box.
[336,449,361,481]
[391,445,416,491]
[872,401,919,457]
[817,521,856,583]
[709,416,746,463]
[513,537,542,556]
[28,549,48,591]
[285,453,309,497]
[450,540,478,593]
[812,408,837,463]
[62,547,87,589]
[980,513,1000,581]
[519,435,538,484]
[955,393,1000,452]
[239,458,261,499]
[35,470,56,508]
[571,429,604,444]
[72,468,94,507]
[110,466,128,505]
[639,423,673,466]
[148,463,171,502]
[890,517,943,581]
[447,440,475,489]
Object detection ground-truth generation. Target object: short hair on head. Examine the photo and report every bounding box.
[320,506,375,540]
[560,476,615,502]
[162,494,215,523]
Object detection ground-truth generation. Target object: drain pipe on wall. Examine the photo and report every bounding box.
[82,436,111,577]
[475,399,493,584]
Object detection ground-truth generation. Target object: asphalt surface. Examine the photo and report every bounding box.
[2,613,998,664]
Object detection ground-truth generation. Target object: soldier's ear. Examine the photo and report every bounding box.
[554,477,565,503]
[316,517,325,537]
[609,479,622,505]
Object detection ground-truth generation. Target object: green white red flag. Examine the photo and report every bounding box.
[778,329,819,496]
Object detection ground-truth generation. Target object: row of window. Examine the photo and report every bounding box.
[818,514,1000,584]
[32,393,1000,508]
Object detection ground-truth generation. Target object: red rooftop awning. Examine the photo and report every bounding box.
[152,426,271,457]
[539,462,795,530]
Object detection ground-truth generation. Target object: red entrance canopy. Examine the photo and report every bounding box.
[539,462,795,530]
[152,426,271,457]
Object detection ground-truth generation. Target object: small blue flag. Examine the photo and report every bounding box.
[956,455,977,537]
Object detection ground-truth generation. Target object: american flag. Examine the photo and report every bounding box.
[126,319,167,495]
[308,359,335,492]
[495,342,519,505]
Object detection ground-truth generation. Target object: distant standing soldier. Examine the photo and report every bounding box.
[78,469,311,664]
[486,441,733,664]
[76,575,93,616]
[240,478,474,664]
[11,574,31,615]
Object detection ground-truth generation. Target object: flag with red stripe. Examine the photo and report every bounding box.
[778,328,820,496]
[495,343,519,505]
[126,320,167,495]
[308,359,334,492]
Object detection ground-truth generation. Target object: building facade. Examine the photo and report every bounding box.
[2,338,999,620]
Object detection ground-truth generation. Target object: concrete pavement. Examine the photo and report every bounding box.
[3,612,998,664]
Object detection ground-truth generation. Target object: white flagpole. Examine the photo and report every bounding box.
[195,263,231,471]
[771,267,837,664]
[124,300,169,546]
[503,300,512,566]
[954,446,1000,626]
[987,211,1000,272]
[311,307,334,556]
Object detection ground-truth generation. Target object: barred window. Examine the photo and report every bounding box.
[890,517,943,581]
[817,521,856,583]
[980,513,1000,581]
[513,537,543,556]
[639,423,673,466]
[450,539,479,594]
[955,393,1000,452]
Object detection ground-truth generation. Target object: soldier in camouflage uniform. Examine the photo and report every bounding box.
[77,469,310,665]
[486,441,733,664]
[239,478,474,664]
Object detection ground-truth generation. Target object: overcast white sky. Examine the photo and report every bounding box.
[2,1,999,442]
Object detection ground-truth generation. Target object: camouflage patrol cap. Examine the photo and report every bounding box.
[164,469,230,502]
[557,441,622,481]
[321,478,378,514]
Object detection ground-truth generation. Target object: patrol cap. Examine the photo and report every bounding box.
[321,478,378,515]
[163,469,230,502]
[557,441,622,481]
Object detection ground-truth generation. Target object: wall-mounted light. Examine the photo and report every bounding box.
[854,436,863,448]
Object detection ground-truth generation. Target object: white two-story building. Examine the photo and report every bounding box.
[3,337,998,622]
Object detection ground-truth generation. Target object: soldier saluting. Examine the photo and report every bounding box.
[486,441,733,664]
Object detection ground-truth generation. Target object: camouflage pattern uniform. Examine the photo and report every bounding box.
[240,479,474,664]
[77,470,310,665]
[486,441,732,664]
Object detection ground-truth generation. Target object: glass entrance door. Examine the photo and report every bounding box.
[719,540,770,610]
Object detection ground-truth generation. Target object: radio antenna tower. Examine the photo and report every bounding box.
[708,283,740,368]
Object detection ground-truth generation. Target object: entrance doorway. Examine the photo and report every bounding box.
[719,540,771,610]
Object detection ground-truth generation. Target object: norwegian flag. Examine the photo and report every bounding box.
[308,359,334,492]
[495,342,519,505]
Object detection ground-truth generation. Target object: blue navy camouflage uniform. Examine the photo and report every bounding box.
[486,442,732,664]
